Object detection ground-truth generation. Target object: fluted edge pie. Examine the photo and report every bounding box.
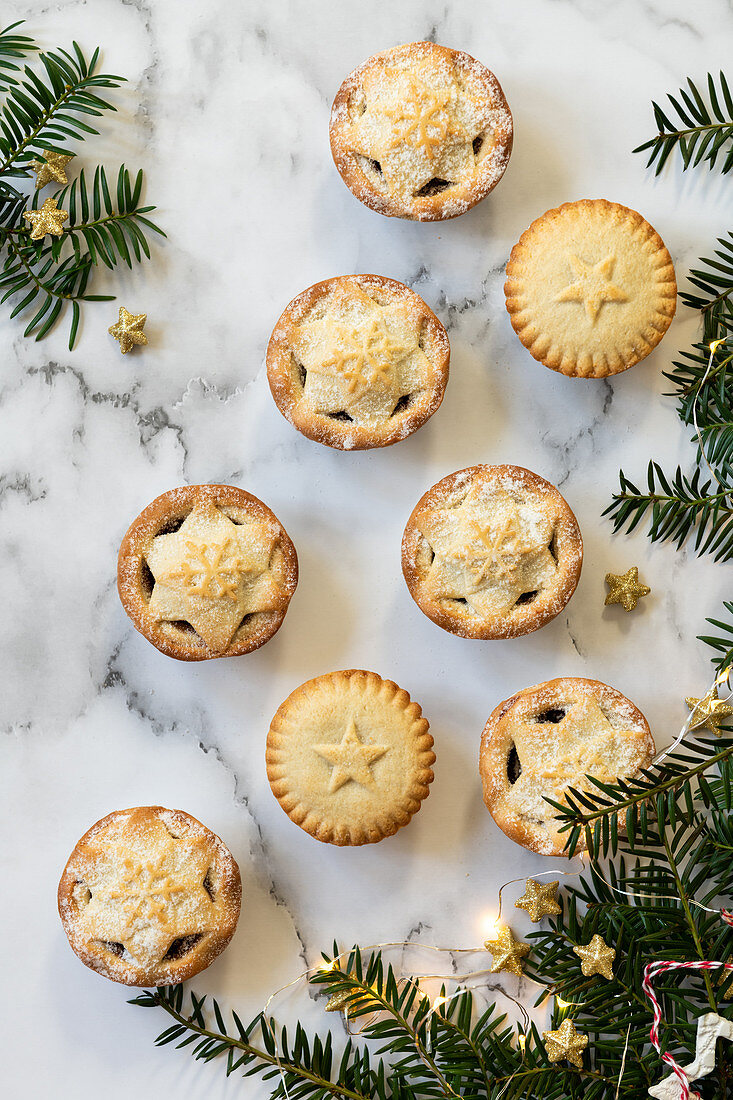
[266,274,450,450]
[329,42,513,221]
[266,669,435,845]
[58,806,241,986]
[504,199,677,378]
[479,678,655,856]
[118,484,298,661]
[401,465,583,639]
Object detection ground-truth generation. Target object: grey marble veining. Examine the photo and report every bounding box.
[1,1,732,1095]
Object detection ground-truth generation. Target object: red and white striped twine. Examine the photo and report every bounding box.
[643,955,733,1100]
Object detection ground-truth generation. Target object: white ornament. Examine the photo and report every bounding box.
[649,1012,733,1099]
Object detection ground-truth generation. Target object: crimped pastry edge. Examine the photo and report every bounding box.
[265,669,435,846]
[504,198,677,378]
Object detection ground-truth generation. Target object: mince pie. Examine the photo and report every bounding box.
[479,678,655,855]
[266,670,435,845]
[329,42,513,221]
[266,274,450,450]
[401,465,583,639]
[504,199,677,378]
[58,806,241,986]
[118,484,298,660]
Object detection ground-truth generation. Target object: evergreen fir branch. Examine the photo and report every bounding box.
[0,41,123,177]
[634,72,733,175]
[129,984,381,1100]
[603,461,733,561]
[0,21,37,92]
[699,600,733,672]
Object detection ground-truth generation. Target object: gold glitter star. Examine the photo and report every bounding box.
[515,879,561,923]
[542,1017,588,1068]
[686,686,733,735]
[109,307,148,354]
[555,253,628,323]
[324,989,355,1014]
[312,719,389,793]
[484,924,530,976]
[604,566,651,612]
[572,934,615,980]
[29,149,73,189]
[23,196,68,240]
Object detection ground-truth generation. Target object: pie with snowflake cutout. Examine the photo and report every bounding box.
[479,678,655,855]
[117,484,298,660]
[266,670,435,845]
[401,465,583,639]
[267,275,450,449]
[329,42,513,220]
[58,806,241,985]
[504,199,677,378]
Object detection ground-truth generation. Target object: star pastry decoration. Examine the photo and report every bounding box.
[29,149,74,189]
[416,486,557,616]
[345,62,489,197]
[515,879,561,922]
[686,685,733,734]
[604,566,651,612]
[542,1017,588,1069]
[109,307,148,354]
[292,283,427,419]
[484,924,530,976]
[23,196,68,240]
[145,499,285,652]
[572,934,615,980]
[80,810,214,968]
[555,253,628,323]
[312,719,389,792]
[499,692,650,827]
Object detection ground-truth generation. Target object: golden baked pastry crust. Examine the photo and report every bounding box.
[504,199,677,378]
[58,806,241,986]
[266,669,435,846]
[118,484,298,661]
[401,465,582,640]
[329,42,513,221]
[479,678,655,856]
[266,274,450,450]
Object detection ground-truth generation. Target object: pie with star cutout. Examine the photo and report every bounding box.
[479,677,655,856]
[505,199,676,377]
[267,275,450,450]
[266,670,435,845]
[329,42,513,221]
[58,806,241,986]
[117,484,298,660]
[401,465,583,639]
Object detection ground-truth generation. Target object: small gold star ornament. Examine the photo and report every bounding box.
[604,566,651,612]
[515,879,561,923]
[29,149,73,189]
[572,933,615,980]
[23,196,68,240]
[484,924,530,976]
[109,307,148,354]
[686,686,733,734]
[324,989,355,1014]
[543,1017,588,1068]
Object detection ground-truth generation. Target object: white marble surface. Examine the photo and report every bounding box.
[2,0,732,1095]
